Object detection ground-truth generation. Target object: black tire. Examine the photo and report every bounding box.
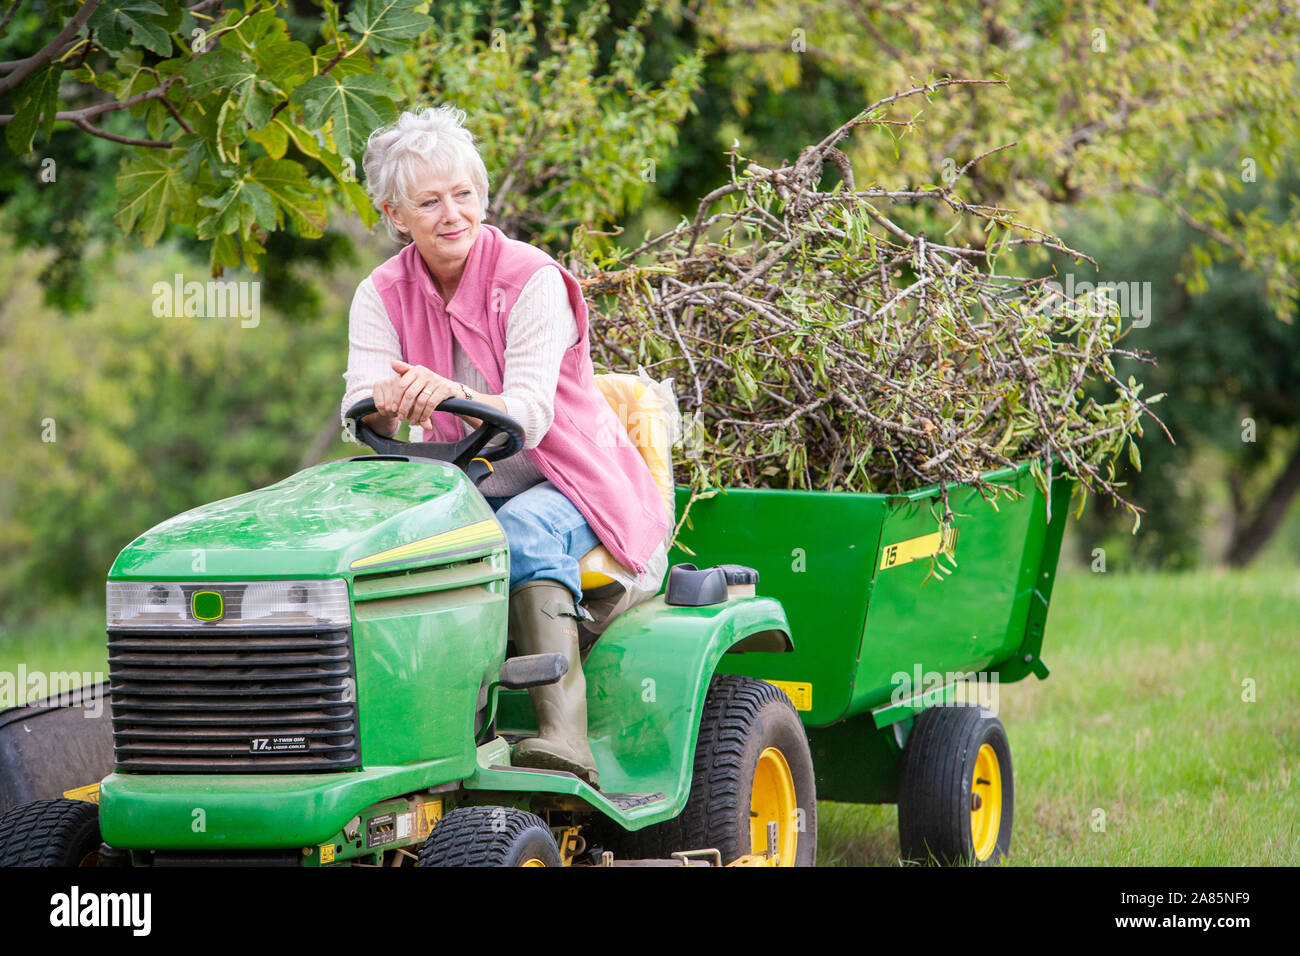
[594,675,817,866]
[0,798,103,867]
[897,704,1013,866]
[418,806,562,867]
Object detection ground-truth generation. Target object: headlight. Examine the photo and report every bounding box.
[107,579,352,629]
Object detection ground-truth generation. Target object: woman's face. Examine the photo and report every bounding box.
[383,162,482,283]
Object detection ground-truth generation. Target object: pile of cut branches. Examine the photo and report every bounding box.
[571,80,1168,528]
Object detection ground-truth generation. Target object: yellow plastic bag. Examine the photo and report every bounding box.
[591,368,681,525]
[577,368,682,626]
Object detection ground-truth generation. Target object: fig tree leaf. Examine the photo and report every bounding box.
[5,63,62,155]
[115,149,194,244]
[291,72,397,156]
[88,0,172,57]
[344,0,434,54]
[248,157,328,237]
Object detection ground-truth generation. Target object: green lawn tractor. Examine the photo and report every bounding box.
[0,396,1069,867]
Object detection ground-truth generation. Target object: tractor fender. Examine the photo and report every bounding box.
[572,595,793,825]
[0,682,114,818]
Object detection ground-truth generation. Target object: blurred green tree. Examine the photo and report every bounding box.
[0,237,351,622]
[660,0,1300,320]
[1066,168,1300,568]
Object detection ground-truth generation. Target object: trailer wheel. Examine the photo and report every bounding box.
[898,704,1013,866]
[594,675,816,866]
[417,806,562,867]
[0,798,103,867]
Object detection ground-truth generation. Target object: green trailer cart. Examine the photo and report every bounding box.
[0,398,1068,867]
[669,459,1069,864]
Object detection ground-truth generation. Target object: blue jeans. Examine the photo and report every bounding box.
[484,481,601,603]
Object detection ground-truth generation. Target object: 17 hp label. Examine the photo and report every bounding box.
[250,736,309,752]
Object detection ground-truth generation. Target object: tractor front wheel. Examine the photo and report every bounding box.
[597,675,817,866]
[417,806,562,867]
[897,704,1013,866]
[0,798,103,867]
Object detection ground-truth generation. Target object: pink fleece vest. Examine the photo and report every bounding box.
[369,223,669,575]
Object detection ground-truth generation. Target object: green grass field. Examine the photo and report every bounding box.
[0,598,107,703]
[818,568,1300,866]
[1,569,1296,866]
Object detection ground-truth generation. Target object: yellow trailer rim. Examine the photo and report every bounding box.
[970,743,1002,861]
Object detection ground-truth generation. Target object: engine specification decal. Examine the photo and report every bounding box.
[249,735,309,753]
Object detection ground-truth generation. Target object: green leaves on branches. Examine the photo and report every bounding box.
[1,0,434,273]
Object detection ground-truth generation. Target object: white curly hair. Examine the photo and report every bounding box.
[362,104,491,244]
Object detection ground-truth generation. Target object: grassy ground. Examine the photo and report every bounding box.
[0,598,107,704]
[2,569,1296,866]
[817,567,1300,865]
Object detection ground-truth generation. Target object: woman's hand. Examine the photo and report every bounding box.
[374,360,462,429]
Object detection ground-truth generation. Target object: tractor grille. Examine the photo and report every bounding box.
[107,627,361,773]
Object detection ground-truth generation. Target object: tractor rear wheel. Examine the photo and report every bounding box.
[897,704,1013,866]
[593,675,817,866]
[0,798,103,867]
[417,806,562,867]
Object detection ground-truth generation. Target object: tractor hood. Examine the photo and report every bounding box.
[109,458,503,580]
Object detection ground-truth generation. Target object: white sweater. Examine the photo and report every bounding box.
[341,265,579,497]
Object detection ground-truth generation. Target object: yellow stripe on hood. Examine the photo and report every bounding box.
[350,519,503,570]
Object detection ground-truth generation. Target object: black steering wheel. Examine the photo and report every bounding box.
[343,396,525,475]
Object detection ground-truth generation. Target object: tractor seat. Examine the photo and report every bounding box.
[574,372,678,634]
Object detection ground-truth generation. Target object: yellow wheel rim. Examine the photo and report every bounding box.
[970,743,1002,862]
[520,857,547,867]
[750,746,798,866]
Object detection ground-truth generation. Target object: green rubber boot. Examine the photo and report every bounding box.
[508,580,600,789]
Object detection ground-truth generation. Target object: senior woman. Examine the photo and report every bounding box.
[341,105,669,790]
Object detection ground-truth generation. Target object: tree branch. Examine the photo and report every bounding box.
[0,74,181,127]
[1126,181,1251,261]
[72,115,173,147]
[844,0,905,62]
[0,0,26,38]
[0,0,101,95]
[1226,438,1300,567]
